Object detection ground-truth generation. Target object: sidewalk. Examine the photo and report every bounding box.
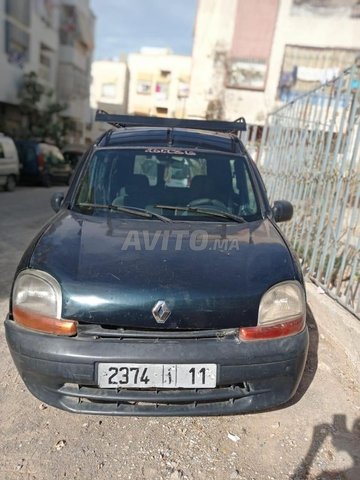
[306,280,360,380]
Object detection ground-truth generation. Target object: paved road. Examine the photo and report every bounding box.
[0,187,359,480]
[0,186,61,301]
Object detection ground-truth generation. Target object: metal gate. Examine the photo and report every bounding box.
[248,63,360,317]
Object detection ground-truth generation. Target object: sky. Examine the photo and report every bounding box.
[90,0,198,60]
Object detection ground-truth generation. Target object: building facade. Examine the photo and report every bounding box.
[0,0,94,143]
[127,48,191,118]
[90,59,129,139]
[187,0,360,124]
[57,0,94,143]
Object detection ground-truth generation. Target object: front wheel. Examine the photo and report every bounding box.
[5,175,16,192]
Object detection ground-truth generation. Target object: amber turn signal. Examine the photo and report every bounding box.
[239,316,305,341]
[13,306,78,336]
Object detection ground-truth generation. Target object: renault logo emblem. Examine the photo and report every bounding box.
[152,300,171,324]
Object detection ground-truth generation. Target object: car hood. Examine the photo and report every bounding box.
[29,210,299,329]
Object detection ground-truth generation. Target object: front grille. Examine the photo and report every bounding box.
[77,324,238,340]
[48,382,269,415]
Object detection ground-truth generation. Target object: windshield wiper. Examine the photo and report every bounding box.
[153,205,247,223]
[76,203,172,223]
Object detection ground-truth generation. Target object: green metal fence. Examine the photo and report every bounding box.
[247,63,360,317]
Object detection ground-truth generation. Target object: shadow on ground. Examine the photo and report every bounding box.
[290,414,360,479]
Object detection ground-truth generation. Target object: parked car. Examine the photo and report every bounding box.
[16,141,72,187]
[5,113,309,416]
[0,133,19,191]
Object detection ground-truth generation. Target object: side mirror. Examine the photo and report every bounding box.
[51,192,64,213]
[273,200,293,222]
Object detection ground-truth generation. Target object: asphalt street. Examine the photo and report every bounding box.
[0,186,59,302]
[0,186,359,480]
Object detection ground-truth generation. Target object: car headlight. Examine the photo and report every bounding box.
[12,269,77,336]
[239,281,306,341]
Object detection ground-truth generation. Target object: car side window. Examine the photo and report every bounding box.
[0,143,4,159]
[231,159,257,215]
[76,153,112,204]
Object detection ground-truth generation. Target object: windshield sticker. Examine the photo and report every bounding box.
[144,148,196,156]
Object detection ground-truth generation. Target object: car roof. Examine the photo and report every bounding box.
[96,127,244,154]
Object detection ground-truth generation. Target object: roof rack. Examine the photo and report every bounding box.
[95,110,247,133]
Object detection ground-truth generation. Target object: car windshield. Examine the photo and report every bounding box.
[73,147,261,221]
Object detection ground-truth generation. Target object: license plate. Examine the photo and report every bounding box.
[97,363,217,389]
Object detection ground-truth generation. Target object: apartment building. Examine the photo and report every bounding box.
[127,48,191,118]
[57,0,94,143]
[90,59,129,138]
[187,0,360,124]
[0,0,94,143]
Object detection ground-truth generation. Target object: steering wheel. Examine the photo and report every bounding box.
[188,198,227,209]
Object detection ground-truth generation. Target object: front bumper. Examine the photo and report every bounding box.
[5,317,309,416]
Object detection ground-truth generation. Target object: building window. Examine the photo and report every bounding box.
[5,0,30,26]
[160,70,171,78]
[40,53,51,67]
[155,82,169,101]
[156,107,168,115]
[60,5,77,46]
[101,83,116,98]
[352,1,360,17]
[292,0,360,17]
[227,59,267,91]
[73,67,88,98]
[5,20,29,67]
[277,45,360,102]
[39,44,52,81]
[136,80,152,94]
[58,64,89,100]
[36,0,55,27]
[178,81,190,98]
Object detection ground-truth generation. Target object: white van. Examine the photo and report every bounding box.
[0,133,20,191]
